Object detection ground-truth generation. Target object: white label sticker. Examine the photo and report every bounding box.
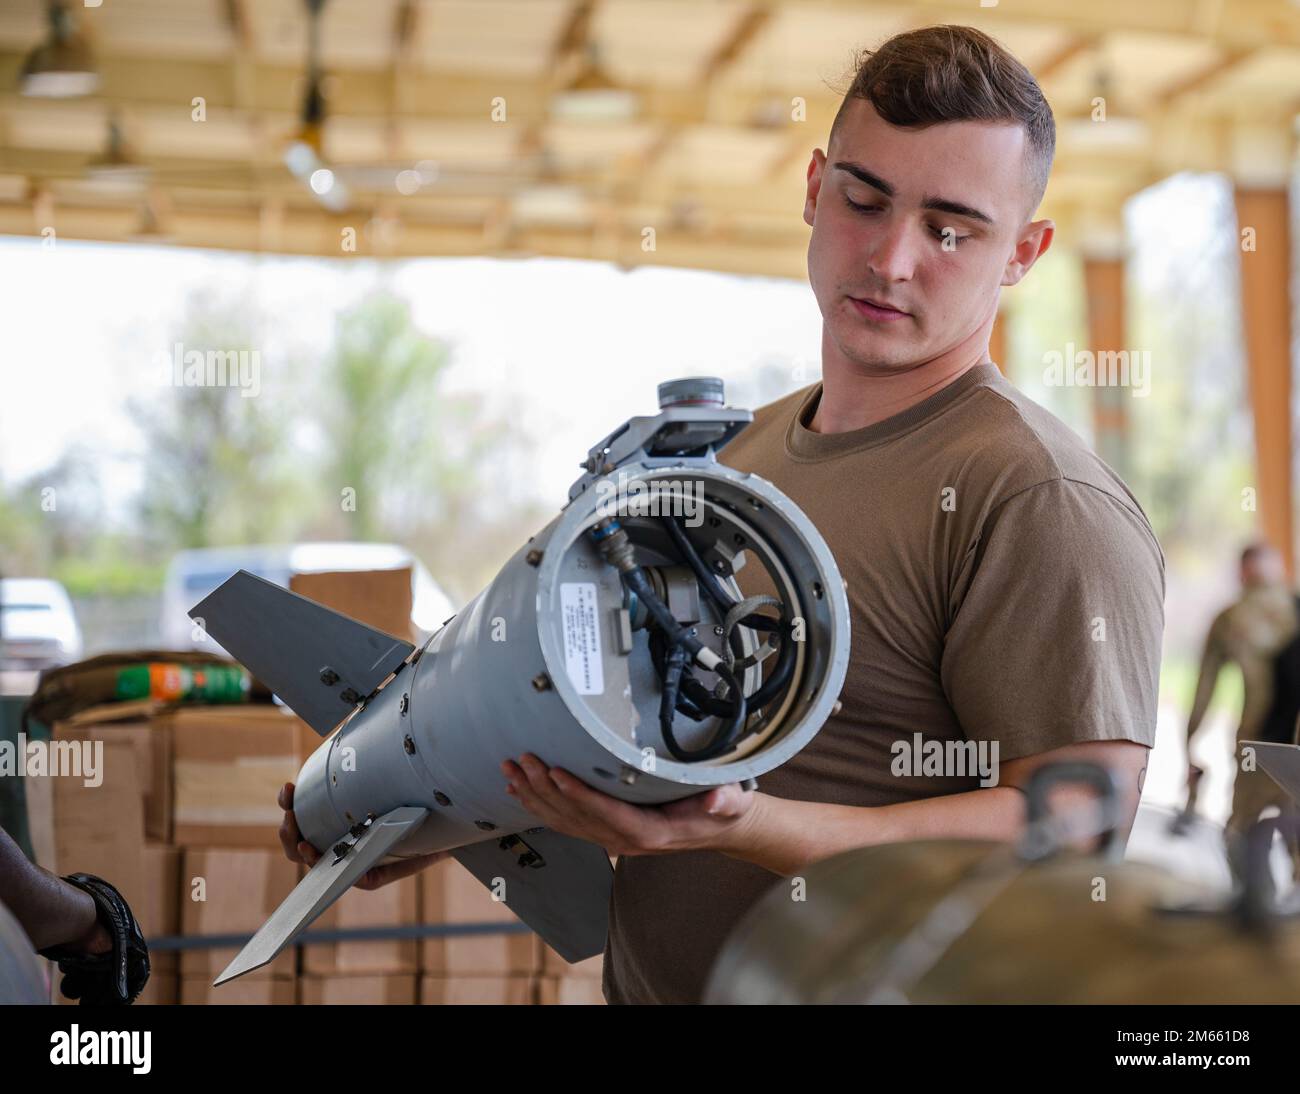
[560,582,604,695]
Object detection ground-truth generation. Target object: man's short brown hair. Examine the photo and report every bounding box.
[829,25,1056,211]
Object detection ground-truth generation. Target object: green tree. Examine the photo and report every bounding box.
[312,291,548,599]
[131,293,308,549]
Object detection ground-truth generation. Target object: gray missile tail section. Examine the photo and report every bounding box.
[190,570,416,736]
[192,376,853,989]
[213,805,429,985]
[451,830,613,963]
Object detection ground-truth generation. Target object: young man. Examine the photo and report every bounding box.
[282,25,1165,1005]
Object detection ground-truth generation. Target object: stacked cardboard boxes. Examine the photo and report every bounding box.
[418,858,537,1005]
[299,874,421,1004]
[29,566,607,1004]
[178,846,301,1004]
[33,698,608,1005]
[32,701,308,1004]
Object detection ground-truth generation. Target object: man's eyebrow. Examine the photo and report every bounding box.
[922,196,994,226]
[832,159,994,226]
[831,161,893,196]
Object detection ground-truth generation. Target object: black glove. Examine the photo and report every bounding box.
[37,873,151,1005]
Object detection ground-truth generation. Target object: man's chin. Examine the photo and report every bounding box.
[834,326,921,371]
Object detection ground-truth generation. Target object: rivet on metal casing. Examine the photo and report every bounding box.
[526,549,543,566]
[403,735,416,755]
[399,694,409,714]
[531,673,552,692]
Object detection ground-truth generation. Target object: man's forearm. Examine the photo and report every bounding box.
[712,786,1026,875]
[0,826,100,951]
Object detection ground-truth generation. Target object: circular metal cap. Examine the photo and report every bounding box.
[657,376,725,409]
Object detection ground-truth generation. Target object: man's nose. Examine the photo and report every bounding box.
[866,218,919,283]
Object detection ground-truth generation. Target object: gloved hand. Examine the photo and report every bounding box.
[37,873,150,1005]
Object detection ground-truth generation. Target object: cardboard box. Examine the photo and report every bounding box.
[419,975,533,1005]
[302,876,419,975]
[136,843,182,1003]
[49,737,146,896]
[419,860,538,975]
[182,975,295,1005]
[180,848,299,979]
[535,975,607,1006]
[168,706,302,848]
[290,567,414,644]
[54,701,172,842]
[301,974,417,1005]
[139,843,182,942]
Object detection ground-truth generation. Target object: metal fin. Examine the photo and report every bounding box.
[213,805,429,985]
[189,570,415,736]
[452,829,612,963]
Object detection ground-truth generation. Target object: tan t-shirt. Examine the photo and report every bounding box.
[601,362,1166,1004]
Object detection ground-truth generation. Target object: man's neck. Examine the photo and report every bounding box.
[809,324,994,435]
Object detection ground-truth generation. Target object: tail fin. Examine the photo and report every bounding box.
[452,829,612,963]
[214,805,429,985]
[190,570,415,737]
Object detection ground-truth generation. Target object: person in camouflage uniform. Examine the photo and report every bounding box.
[1185,543,1299,873]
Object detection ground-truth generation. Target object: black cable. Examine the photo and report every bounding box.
[620,567,747,760]
[597,516,793,761]
[661,514,780,632]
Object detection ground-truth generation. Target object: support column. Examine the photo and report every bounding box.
[1082,253,1130,477]
[1235,185,1295,577]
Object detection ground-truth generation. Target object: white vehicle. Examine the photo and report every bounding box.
[159,543,456,655]
[0,578,84,669]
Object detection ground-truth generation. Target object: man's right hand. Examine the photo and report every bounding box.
[277,782,449,890]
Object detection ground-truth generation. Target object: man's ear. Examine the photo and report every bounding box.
[1002,218,1054,287]
[803,148,826,228]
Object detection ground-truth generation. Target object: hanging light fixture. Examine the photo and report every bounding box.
[86,114,148,185]
[551,43,638,122]
[20,1,99,98]
[282,0,349,212]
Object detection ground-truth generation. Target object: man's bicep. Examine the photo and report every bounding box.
[941,478,1165,760]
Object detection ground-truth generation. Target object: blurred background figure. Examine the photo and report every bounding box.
[1183,543,1300,876]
